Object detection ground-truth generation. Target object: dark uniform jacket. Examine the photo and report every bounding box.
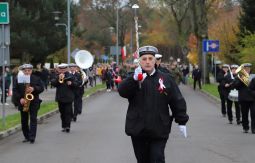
[233,76,253,102]
[192,68,201,80]
[12,74,44,110]
[220,72,236,99]
[70,72,83,97]
[216,69,226,94]
[118,70,189,138]
[50,72,78,103]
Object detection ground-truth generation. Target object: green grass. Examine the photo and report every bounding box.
[188,77,219,98]
[0,84,106,132]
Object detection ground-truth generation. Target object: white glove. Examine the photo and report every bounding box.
[178,125,187,138]
[133,66,147,82]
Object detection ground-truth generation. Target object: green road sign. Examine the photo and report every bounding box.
[0,2,9,24]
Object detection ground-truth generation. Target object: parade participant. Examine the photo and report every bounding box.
[69,63,83,122]
[234,63,253,133]
[155,53,170,74]
[12,64,44,143]
[50,64,75,133]
[216,64,229,117]
[222,64,241,124]
[118,45,189,163]
[169,61,183,85]
[192,65,202,90]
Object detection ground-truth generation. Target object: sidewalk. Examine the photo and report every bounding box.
[0,87,57,117]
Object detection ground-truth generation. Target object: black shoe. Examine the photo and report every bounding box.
[62,128,66,132]
[237,121,241,125]
[73,117,77,122]
[229,121,233,124]
[243,130,249,133]
[22,139,30,143]
[252,130,255,134]
[65,128,70,133]
[30,140,35,144]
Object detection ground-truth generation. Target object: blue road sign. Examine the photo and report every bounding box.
[203,40,220,53]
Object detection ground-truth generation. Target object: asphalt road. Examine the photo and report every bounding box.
[0,85,254,163]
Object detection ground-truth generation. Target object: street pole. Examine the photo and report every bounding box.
[67,0,71,64]
[116,1,119,65]
[1,25,6,127]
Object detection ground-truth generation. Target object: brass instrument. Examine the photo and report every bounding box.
[59,74,65,83]
[235,64,250,86]
[23,84,34,112]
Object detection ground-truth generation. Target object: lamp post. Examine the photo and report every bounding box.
[116,1,119,65]
[132,4,139,54]
[52,0,71,64]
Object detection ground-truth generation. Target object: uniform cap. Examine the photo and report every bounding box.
[138,46,158,57]
[155,54,162,59]
[21,64,33,70]
[57,63,69,69]
[243,63,252,67]
[222,64,229,68]
[230,64,239,69]
[69,63,78,67]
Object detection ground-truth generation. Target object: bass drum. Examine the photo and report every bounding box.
[228,89,238,101]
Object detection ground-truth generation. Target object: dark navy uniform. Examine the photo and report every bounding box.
[216,67,228,116]
[221,72,241,124]
[71,71,83,121]
[51,70,77,132]
[12,72,44,143]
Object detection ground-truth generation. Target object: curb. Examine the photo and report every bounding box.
[0,87,106,140]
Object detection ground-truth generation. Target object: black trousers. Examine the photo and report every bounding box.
[131,136,168,163]
[20,105,39,141]
[240,101,255,131]
[73,94,83,117]
[218,88,226,115]
[58,102,73,129]
[193,79,201,90]
[226,99,241,122]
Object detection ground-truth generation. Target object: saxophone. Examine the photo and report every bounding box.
[23,83,34,112]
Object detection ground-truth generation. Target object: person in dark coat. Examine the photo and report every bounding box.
[221,64,241,124]
[118,45,189,163]
[216,64,229,117]
[12,64,44,143]
[234,63,254,133]
[155,53,170,74]
[50,64,77,133]
[69,63,83,122]
[192,65,202,90]
[40,66,50,91]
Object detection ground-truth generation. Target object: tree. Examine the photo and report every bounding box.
[239,0,255,35]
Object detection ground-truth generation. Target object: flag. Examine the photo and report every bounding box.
[133,50,139,59]
[121,46,127,61]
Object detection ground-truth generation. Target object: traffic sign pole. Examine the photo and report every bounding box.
[0,2,9,128]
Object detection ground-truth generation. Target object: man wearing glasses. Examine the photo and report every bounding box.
[118,45,189,163]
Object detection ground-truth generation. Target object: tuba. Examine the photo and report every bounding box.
[23,84,34,112]
[235,64,250,86]
[73,50,93,85]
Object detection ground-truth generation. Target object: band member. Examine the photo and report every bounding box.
[12,64,44,143]
[248,73,255,134]
[50,64,76,133]
[155,53,170,74]
[234,63,253,133]
[216,64,229,117]
[118,45,189,163]
[69,63,83,122]
[222,64,241,124]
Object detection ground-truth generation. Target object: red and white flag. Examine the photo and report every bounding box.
[121,46,127,61]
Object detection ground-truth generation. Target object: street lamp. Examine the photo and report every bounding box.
[132,4,139,56]
[52,0,71,64]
